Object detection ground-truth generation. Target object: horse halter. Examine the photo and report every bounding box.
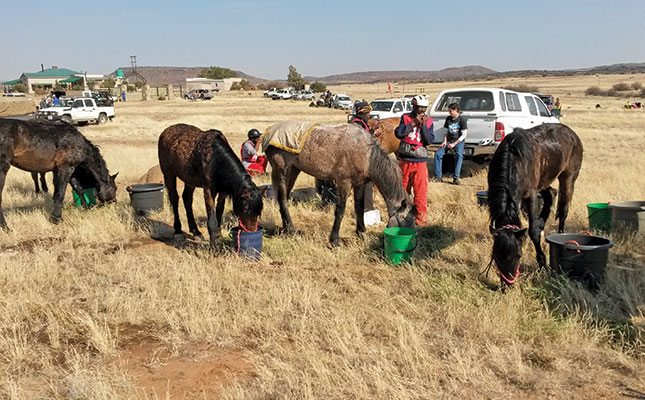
[495,224,521,285]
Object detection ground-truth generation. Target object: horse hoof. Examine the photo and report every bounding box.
[50,216,62,224]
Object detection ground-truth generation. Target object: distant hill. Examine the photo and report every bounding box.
[110,66,268,86]
[305,66,496,84]
[106,62,645,87]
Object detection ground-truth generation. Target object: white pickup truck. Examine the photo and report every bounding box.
[427,88,559,160]
[36,97,115,125]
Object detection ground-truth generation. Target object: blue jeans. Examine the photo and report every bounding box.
[434,141,464,179]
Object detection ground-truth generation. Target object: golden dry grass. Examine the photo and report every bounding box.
[1,74,644,399]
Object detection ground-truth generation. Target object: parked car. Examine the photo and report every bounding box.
[184,89,214,100]
[36,97,115,125]
[369,98,414,119]
[264,87,278,97]
[271,88,294,100]
[333,94,352,109]
[427,88,559,159]
[300,90,315,101]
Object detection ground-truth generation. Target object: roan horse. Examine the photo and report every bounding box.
[158,124,265,246]
[0,118,118,229]
[487,123,583,286]
[265,123,417,246]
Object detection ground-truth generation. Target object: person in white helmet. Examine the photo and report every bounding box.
[394,95,434,226]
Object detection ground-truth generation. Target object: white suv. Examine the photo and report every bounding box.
[428,88,559,159]
[369,98,414,119]
[333,94,353,109]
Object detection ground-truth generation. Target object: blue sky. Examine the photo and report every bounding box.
[1,0,644,80]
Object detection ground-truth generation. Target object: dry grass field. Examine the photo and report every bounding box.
[1,74,644,399]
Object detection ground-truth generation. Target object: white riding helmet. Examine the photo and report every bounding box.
[412,95,429,107]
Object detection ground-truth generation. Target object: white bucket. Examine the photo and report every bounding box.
[364,209,381,226]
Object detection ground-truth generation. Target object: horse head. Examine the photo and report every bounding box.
[387,197,417,228]
[96,172,118,204]
[490,224,527,286]
[234,185,267,231]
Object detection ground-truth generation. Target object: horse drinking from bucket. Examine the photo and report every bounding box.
[264,121,417,246]
[0,118,118,230]
[158,124,265,246]
[487,123,583,286]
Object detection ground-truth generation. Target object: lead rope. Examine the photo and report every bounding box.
[236,220,258,255]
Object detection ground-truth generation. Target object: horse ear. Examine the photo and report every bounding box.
[110,172,119,180]
[489,225,499,237]
[514,228,527,239]
[259,186,268,196]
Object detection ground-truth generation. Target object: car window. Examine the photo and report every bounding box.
[393,101,403,112]
[84,99,93,107]
[524,96,538,116]
[505,93,522,112]
[436,91,494,112]
[370,101,394,112]
[405,101,413,111]
[499,92,507,112]
[73,99,84,108]
[535,98,550,117]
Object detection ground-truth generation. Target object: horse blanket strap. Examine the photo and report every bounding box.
[261,121,319,154]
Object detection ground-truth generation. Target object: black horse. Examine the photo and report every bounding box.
[0,118,118,229]
[488,123,583,286]
[158,124,265,246]
[32,166,100,209]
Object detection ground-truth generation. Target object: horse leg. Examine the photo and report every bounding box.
[51,166,74,223]
[164,174,183,236]
[0,162,10,230]
[204,189,221,246]
[354,184,366,235]
[271,163,295,234]
[40,173,48,193]
[556,175,577,233]
[537,188,555,230]
[525,192,547,268]
[182,185,201,237]
[69,176,89,209]
[32,172,41,193]
[329,182,351,246]
[285,166,301,195]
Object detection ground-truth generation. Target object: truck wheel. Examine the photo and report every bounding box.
[61,115,72,124]
[98,113,108,124]
[77,121,89,126]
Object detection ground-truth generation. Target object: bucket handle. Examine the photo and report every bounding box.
[388,238,417,253]
[579,230,592,236]
[564,240,582,253]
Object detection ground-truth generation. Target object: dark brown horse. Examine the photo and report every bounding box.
[158,124,265,246]
[0,118,118,229]
[32,166,100,209]
[265,122,416,246]
[488,123,583,286]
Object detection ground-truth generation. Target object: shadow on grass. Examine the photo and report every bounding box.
[368,224,461,264]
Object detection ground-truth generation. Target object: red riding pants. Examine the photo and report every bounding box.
[245,155,268,176]
[399,160,428,226]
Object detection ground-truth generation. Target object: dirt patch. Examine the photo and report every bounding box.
[1,236,66,253]
[116,338,254,399]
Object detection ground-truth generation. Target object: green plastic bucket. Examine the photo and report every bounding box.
[587,202,612,232]
[383,227,417,265]
[73,188,96,208]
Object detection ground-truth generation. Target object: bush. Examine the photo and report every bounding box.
[310,81,327,92]
[12,83,26,93]
[606,88,618,97]
[585,86,603,96]
[134,81,146,89]
[640,88,645,98]
[199,66,238,79]
[127,85,136,93]
[502,84,539,93]
[632,82,642,91]
[612,82,631,91]
[102,78,116,89]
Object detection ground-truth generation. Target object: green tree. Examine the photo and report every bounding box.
[310,81,326,93]
[287,65,307,89]
[12,83,26,93]
[199,66,239,79]
[103,78,116,89]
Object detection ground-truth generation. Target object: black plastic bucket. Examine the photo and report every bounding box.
[545,233,613,288]
[126,183,164,216]
[231,226,263,260]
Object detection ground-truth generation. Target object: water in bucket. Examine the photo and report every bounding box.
[383,227,416,265]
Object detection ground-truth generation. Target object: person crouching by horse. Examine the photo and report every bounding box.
[395,95,434,226]
[351,101,376,211]
[241,128,268,176]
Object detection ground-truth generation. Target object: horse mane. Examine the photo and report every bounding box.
[207,131,256,197]
[487,129,533,227]
[368,135,405,206]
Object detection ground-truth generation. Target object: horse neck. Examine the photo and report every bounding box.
[488,139,522,228]
[209,139,256,197]
[83,146,109,188]
[368,145,406,216]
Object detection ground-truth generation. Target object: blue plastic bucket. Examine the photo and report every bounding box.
[231,226,263,260]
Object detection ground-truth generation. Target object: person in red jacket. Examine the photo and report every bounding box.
[395,95,434,226]
[241,129,268,175]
